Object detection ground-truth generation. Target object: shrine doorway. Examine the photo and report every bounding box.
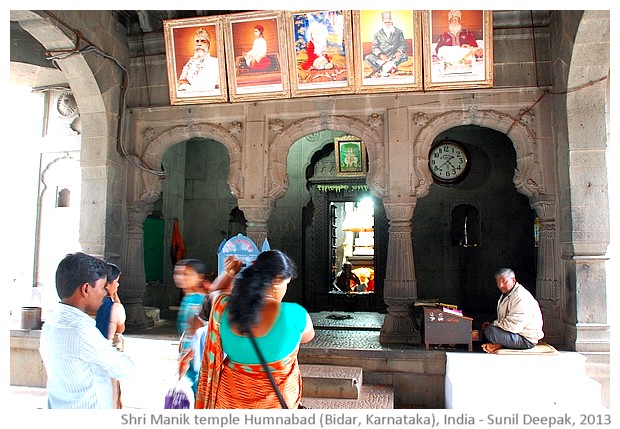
[301,144,387,313]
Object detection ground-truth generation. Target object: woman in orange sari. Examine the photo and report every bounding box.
[195,251,315,409]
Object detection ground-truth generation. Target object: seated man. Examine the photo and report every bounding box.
[334,261,361,292]
[481,268,544,353]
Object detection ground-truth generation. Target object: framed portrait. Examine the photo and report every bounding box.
[163,16,228,105]
[422,10,493,91]
[352,10,422,93]
[224,11,291,102]
[334,135,367,177]
[286,10,355,98]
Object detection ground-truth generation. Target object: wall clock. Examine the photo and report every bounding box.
[428,140,469,185]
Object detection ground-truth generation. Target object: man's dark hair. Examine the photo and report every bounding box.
[55,252,109,299]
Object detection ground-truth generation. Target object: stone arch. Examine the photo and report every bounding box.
[413,108,541,199]
[268,115,385,200]
[11,11,116,258]
[140,123,243,204]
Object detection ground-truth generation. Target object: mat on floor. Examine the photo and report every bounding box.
[494,342,558,355]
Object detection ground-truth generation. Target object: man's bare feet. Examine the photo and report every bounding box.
[482,343,503,354]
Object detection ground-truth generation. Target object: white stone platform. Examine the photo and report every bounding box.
[444,351,603,410]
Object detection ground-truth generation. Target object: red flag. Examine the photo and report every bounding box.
[170,218,185,265]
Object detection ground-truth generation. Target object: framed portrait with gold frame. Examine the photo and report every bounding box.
[286,10,355,98]
[224,11,291,102]
[422,10,493,91]
[163,16,228,105]
[353,10,422,93]
[334,135,367,177]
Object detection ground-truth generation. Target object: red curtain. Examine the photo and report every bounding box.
[170,218,186,265]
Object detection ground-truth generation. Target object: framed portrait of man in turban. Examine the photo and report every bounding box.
[422,10,493,90]
[352,10,423,94]
[163,16,228,105]
[223,11,291,102]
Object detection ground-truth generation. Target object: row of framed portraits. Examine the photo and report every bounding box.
[163,10,493,105]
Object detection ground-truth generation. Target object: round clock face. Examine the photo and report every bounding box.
[429,141,469,183]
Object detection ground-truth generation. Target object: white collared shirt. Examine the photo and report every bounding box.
[39,303,135,408]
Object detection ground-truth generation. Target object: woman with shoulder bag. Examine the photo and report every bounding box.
[195,250,315,409]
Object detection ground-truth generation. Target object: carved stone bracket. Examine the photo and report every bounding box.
[237,198,275,247]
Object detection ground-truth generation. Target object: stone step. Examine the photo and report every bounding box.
[300,384,394,409]
[300,364,362,399]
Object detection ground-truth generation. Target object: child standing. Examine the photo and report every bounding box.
[173,259,210,397]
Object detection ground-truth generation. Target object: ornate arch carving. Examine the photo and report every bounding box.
[268,115,385,200]
[413,108,542,199]
[140,122,243,203]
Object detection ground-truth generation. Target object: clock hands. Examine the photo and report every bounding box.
[435,155,454,171]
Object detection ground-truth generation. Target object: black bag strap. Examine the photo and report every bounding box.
[247,331,289,409]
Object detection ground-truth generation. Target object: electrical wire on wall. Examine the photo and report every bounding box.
[41,11,166,178]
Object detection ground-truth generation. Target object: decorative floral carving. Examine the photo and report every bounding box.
[269,119,284,134]
[306,132,320,142]
[228,121,242,135]
[412,112,429,127]
[142,127,156,142]
[367,114,383,129]
[57,91,78,118]
[467,104,479,113]
[519,108,535,124]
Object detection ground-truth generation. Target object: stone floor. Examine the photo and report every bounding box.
[7,310,470,410]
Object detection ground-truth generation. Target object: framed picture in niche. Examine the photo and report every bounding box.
[334,135,367,177]
[422,10,493,90]
[163,16,228,105]
[224,11,291,102]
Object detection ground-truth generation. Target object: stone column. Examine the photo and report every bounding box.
[531,196,562,344]
[237,198,274,248]
[380,199,421,345]
[121,201,154,331]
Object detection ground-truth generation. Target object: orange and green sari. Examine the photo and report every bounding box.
[195,294,302,409]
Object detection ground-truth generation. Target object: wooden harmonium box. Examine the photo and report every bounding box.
[423,306,473,351]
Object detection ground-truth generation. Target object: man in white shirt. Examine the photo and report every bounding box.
[39,252,135,408]
[481,268,544,353]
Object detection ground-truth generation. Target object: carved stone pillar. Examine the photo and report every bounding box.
[380,199,421,345]
[531,196,561,343]
[122,201,155,331]
[237,198,274,248]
